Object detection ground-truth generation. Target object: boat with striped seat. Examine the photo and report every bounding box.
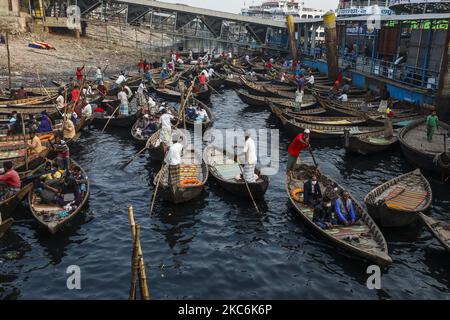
[154,147,208,204]
[364,169,432,227]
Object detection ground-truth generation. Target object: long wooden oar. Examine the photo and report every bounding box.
[121,139,151,169]
[149,166,164,216]
[101,104,121,133]
[234,146,260,213]
[238,163,260,213]
[308,147,319,169]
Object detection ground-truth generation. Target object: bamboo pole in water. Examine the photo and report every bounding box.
[129,223,139,300]
[136,225,150,300]
[128,206,150,300]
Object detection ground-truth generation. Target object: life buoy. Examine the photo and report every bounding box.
[179,179,202,187]
[291,188,304,202]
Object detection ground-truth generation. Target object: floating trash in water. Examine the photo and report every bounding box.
[4,251,20,260]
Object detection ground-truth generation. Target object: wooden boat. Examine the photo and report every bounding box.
[204,145,269,199]
[290,114,367,126]
[131,118,158,146]
[0,217,14,239]
[268,101,326,117]
[236,90,269,108]
[147,127,187,162]
[8,86,60,97]
[343,129,398,155]
[239,77,272,96]
[28,159,90,234]
[364,169,432,227]
[223,76,241,88]
[0,147,50,173]
[262,86,296,99]
[265,96,317,110]
[92,110,140,128]
[0,105,60,117]
[0,158,49,217]
[399,119,450,176]
[287,163,392,266]
[208,75,225,90]
[278,113,384,140]
[420,213,450,253]
[182,99,214,129]
[0,95,57,107]
[154,148,208,204]
[228,64,247,75]
[151,86,212,102]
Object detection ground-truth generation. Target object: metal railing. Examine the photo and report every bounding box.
[298,47,439,91]
[339,55,439,91]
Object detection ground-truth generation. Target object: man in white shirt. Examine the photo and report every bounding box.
[115,72,127,86]
[117,87,129,116]
[165,134,184,185]
[56,91,65,111]
[208,68,214,79]
[95,66,103,84]
[307,74,315,86]
[159,109,175,147]
[243,130,258,183]
[81,103,92,118]
[165,135,183,166]
[137,81,146,107]
[338,93,348,102]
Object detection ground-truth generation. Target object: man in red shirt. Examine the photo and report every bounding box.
[286,129,310,175]
[198,73,207,90]
[76,65,84,83]
[71,85,80,103]
[0,161,21,200]
[138,59,144,74]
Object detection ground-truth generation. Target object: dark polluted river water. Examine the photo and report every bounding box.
[1,90,449,299]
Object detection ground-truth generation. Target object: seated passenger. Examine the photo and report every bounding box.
[313,195,336,230]
[334,191,360,225]
[0,161,21,201]
[303,174,322,206]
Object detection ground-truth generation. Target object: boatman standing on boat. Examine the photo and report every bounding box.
[76,65,84,84]
[243,130,258,183]
[286,129,310,176]
[117,86,129,116]
[165,134,184,186]
[95,66,103,84]
[159,108,175,150]
[426,110,439,142]
[295,88,304,112]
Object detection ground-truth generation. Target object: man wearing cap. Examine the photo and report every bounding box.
[243,130,258,183]
[286,129,310,175]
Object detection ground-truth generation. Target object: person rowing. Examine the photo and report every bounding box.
[286,129,311,177]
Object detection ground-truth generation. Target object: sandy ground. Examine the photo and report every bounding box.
[0,24,173,88]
